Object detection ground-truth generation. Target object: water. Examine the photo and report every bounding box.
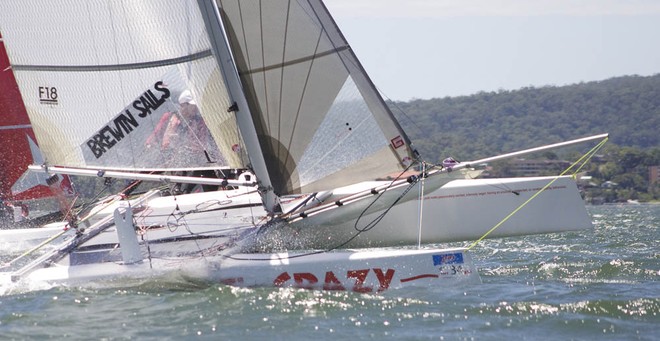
[0,204,657,340]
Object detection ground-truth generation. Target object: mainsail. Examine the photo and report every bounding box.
[218,0,417,195]
[0,1,245,172]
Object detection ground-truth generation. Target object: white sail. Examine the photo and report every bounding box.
[0,0,245,172]
[218,0,417,195]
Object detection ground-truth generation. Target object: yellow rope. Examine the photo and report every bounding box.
[570,137,609,178]
[467,137,608,250]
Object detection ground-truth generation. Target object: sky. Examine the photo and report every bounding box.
[324,0,660,101]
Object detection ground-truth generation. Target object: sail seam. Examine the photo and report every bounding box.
[10,50,213,72]
[241,46,348,75]
[285,26,325,180]
[0,124,32,130]
[277,1,292,163]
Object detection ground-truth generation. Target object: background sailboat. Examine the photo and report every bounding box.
[0,31,76,229]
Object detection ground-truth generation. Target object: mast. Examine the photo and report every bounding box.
[197,0,281,215]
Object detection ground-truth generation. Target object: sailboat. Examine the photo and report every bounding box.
[0,31,76,232]
[0,0,605,292]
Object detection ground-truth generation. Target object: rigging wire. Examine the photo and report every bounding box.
[225,158,423,261]
[144,176,268,260]
[71,177,143,226]
[0,178,145,270]
[417,162,426,248]
[466,136,609,250]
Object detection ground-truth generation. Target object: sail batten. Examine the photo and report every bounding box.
[241,46,349,75]
[10,50,214,73]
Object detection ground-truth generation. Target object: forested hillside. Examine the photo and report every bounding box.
[392,74,660,162]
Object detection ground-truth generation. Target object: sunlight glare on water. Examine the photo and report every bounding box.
[0,204,657,339]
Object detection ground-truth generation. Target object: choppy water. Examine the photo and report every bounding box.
[0,204,658,340]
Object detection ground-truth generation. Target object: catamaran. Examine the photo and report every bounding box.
[0,0,606,292]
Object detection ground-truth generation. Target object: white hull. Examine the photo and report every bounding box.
[1,175,591,252]
[286,175,592,248]
[123,175,591,250]
[4,248,479,292]
[0,222,72,252]
[0,222,68,242]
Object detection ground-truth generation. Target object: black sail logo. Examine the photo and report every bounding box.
[85,81,171,159]
[39,86,59,105]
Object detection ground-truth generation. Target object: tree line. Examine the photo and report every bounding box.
[390,74,660,203]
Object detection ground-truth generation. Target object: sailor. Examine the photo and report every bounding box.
[161,90,214,153]
[162,90,221,193]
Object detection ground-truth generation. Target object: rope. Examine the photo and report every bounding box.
[570,137,609,178]
[1,179,145,270]
[417,162,426,248]
[226,159,423,261]
[0,228,69,269]
[467,136,608,250]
